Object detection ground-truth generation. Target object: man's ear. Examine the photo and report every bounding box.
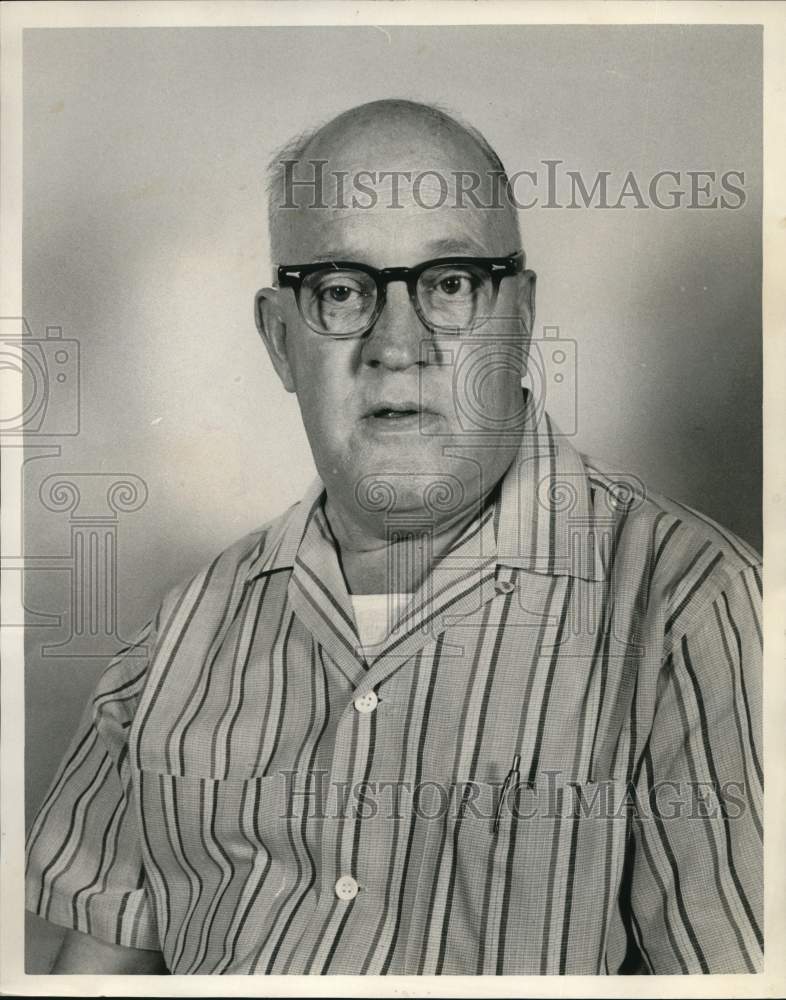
[254,288,296,393]
[516,268,536,337]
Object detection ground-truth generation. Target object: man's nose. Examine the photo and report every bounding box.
[361,281,427,370]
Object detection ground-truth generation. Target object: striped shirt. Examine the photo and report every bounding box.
[25,412,763,975]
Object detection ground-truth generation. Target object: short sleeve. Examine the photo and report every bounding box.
[627,562,763,973]
[25,618,162,951]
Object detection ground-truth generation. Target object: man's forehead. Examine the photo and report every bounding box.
[281,200,508,266]
[288,136,507,211]
[275,164,517,263]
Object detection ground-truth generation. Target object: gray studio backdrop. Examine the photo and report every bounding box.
[21,25,761,969]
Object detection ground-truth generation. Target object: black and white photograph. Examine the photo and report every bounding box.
[1,1,784,994]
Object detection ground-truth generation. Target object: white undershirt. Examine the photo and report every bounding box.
[350,593,412,649]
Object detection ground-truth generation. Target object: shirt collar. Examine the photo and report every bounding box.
[246,398,605,584]
[494,405,605,580]
[245,478,325,579]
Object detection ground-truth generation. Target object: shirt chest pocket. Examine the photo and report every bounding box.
[134,769,298,860]
[406,779,629,976]
[131,768,322,973]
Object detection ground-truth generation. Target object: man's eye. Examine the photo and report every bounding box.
[316,282,366,304]
[434,273,476,296]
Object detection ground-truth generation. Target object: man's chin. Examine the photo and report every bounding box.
[348,462,474,521]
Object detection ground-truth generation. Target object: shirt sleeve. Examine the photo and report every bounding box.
[25,617,162,951]
[627,562,763,973]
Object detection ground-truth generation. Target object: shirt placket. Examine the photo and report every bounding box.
[285,507,508,973]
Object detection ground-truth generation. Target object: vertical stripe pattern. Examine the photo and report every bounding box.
[26,424,762,975]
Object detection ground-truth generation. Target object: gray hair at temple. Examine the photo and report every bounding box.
[265,98,520,261]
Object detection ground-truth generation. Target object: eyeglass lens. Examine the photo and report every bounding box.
[300,263,496,336]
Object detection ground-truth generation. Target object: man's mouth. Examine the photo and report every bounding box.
[371,406,421,419]
[366,400,423,418]
[363,401,439,430]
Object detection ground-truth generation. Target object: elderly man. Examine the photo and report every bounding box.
[26,100,762,975]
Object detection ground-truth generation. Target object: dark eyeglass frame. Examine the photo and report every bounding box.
[275,250,525,338]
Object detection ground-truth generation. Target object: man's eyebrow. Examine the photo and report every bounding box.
[307,249,355,263]
[301,237,497,266]
[422,236,494,257]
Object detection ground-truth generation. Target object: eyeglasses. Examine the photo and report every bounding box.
[276,250,524,338]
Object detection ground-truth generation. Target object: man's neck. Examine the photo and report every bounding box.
[323,484,498,596]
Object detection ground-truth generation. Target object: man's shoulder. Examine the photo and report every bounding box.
[92,501,306,732]
[156,500,303,621]
[579,450,760,628]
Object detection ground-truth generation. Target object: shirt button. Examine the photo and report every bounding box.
[495,579,516,595]
[353,690,379,714]
[335,875,359,900]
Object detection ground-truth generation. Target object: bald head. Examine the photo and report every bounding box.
[267,99,521,262]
